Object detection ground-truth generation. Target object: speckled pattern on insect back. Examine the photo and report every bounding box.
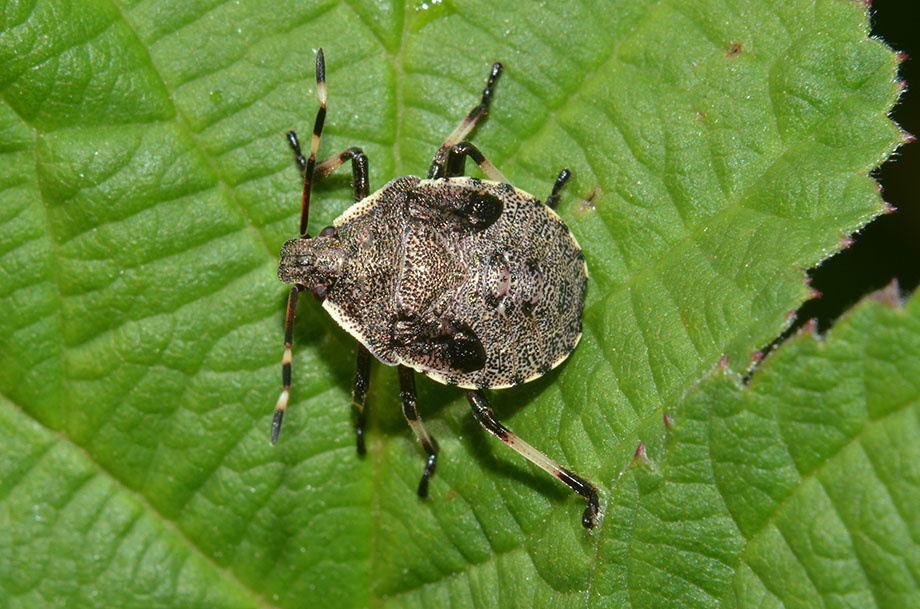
[325,176,587,389]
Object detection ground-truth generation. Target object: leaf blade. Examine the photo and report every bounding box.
[0,0,907,607]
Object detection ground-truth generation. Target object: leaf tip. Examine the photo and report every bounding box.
[802,318,819,335]
[867,279,903,308]
[663,412,675,430]
[631,442,649,466]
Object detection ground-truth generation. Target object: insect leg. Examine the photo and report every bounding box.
[465,389,600,529]
[314,147,370,201]
[444,141,508,183]
[398,365,440,498]
[428,62,503,179]
[286,130,308,173]
[352,346,372,455]
[271,285,302,444]
[544,169,572,209]
[289,135,369,211]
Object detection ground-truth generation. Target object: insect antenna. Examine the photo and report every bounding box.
[300,47,327,238]
[271,285,300,444]
[271,48,327,444]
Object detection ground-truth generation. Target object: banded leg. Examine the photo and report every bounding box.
[444,141,508,182]
[544,168,572,209]
[466,389,600,529]
[316,147,370,201]
[286,136,370,205]
[352,346,372,455]
[399,366,440,498]
[428,62,503,179]
[271,285,301,445]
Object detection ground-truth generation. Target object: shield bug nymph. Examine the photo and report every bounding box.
[272,49,600,529]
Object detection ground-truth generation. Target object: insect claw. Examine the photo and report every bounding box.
[581,487,601,529]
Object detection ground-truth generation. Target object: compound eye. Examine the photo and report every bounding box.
[319,225,337,238]
[311,285,328,302]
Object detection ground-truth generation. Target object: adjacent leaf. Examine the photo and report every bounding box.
[0,0,906,607]
[613,285,920,609]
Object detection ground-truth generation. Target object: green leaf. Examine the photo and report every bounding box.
[0,0,907,608]
[619,285,920,609]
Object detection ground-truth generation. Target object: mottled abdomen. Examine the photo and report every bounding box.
[417,178,587,389]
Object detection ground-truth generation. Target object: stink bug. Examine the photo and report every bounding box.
[272,49,600,529]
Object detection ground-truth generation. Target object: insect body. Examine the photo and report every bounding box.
[273,49,600,529]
